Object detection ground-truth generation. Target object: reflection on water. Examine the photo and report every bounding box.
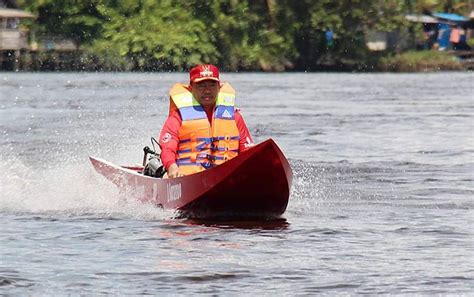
[182,218,289,230]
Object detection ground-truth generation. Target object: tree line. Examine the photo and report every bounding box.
[18,0,471,71]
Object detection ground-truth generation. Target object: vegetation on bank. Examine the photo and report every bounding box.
[379,51,464,72]
[16,0,472,71]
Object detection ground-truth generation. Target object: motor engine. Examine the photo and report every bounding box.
[143,155,166,178]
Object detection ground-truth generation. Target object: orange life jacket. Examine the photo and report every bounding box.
[168,83,240,175]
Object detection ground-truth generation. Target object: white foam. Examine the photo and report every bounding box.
[0,153,172,220]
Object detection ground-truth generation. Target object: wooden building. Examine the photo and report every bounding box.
[0,0,35,70]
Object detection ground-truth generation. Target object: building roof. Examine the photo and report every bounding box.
[405,14,438,23]
[0,8,35,18]
[433,12,468,22]
[406,12,473,27]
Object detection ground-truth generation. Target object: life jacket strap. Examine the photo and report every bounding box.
[196,138,212,151]
[177,154,208,162]
[206,155,227,161]
[212,136,240,141]
[177,148,192,154]
[179,138,192,144]
[178,137,212,154]
[210,147,239,152]
[176,160,214,169]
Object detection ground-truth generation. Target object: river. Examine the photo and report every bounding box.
[1,72,473,294]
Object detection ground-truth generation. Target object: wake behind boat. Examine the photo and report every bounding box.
[89,139,292,219]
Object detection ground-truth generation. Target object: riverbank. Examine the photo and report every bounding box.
[2,49,472,72]
[378,50,468,72]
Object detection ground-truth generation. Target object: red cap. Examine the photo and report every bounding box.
[189,64,220,84]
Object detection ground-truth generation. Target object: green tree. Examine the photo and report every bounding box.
[91,0,218,70]
[184,0,294,71]
[273,0,411,70]
[18,0,104,43]
[17,0,453,71]
[415,0,473,14]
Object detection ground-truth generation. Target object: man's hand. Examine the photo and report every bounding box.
[167,163,183,178]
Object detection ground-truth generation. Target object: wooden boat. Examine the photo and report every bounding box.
[89,139,292,219]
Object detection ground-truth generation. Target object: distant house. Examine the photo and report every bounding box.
[365,30,409,52]
[0,0,35,69]
[406,12,472,51]
[365,12,473,53]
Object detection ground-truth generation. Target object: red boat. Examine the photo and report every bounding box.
[89,139,292,219]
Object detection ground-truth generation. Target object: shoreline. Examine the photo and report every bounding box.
[1,51,471,73]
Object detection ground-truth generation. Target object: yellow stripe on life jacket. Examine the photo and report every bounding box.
[168,83,240,175]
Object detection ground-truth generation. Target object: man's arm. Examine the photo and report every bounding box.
[159,111,183,177]
[234,109,254,152]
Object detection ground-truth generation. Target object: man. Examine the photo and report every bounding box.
[159,64,254,178]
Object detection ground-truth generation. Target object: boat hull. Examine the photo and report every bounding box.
[89,139,292,218]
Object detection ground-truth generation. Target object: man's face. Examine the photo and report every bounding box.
[191,80,219,109]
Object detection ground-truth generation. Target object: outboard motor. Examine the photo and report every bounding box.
[142,138,166,178]
[144,154,165,178]
[146,155,161,175]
